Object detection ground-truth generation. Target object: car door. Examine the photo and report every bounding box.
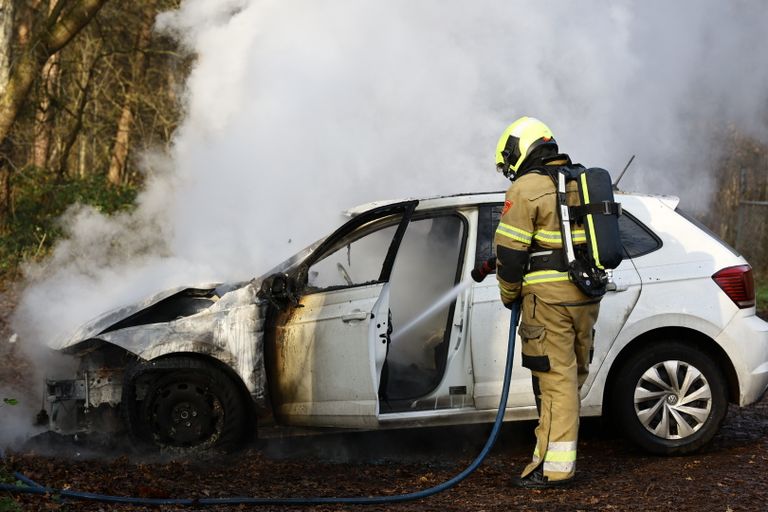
[270,202,416,428]
[469,203,645,410]
[582,212,646,392]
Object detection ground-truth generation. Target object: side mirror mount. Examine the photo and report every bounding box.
[258,273,302,310]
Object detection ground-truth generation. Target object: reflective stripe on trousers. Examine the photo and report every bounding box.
[532,441,577,474]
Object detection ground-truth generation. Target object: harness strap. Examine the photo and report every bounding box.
[528,249,568,273]
[569,201,622,219]
[556,169,576,266]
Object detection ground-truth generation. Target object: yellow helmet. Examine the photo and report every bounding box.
[495,117,557,179]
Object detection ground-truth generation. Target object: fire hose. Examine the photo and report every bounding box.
[0,296,520,507]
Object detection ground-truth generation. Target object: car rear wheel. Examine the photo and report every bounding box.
[611,340,728,455]
[128,358,248,453]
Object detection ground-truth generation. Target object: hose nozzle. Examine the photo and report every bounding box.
[471,257,497,282]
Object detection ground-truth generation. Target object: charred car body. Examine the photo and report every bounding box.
[47,192,768,454]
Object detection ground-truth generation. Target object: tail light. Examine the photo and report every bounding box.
[712,265,755,308]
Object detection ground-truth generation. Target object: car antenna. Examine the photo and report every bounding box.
[613,154,635,191]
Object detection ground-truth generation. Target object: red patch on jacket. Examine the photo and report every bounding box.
[502,200,513,215]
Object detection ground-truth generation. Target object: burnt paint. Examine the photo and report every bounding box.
[102,290,217,334]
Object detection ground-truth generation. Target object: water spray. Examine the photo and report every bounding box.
[390,280,473,343]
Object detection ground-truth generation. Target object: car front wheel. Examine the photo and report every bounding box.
[611,340,728,455]
[128,358,249,453]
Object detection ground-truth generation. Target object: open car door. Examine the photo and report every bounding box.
[269,201,417,428]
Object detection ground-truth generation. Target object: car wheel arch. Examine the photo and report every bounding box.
[602,326,740,417]
[140,340,264,394]
[77,340,253,403]
[139,340,233,365]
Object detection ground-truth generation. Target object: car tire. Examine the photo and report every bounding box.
[127,357,248,453]
[611,340,727,455]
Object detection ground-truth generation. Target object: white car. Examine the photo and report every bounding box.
[47,191,768,454]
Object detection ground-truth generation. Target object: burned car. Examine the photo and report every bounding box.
[47,192,768,454]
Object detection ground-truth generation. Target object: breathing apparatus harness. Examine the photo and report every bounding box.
[525,160,623,298]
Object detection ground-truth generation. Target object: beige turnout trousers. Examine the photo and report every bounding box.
[518,293,600,481]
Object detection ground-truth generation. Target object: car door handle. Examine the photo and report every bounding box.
[341,310,369,322]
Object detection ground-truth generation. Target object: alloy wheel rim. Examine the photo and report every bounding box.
[633,360,712,439]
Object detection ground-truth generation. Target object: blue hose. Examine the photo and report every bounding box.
[0,303,521,506]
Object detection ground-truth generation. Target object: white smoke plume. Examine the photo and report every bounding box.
[11,0,768,354]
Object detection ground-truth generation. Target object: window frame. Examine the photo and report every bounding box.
[299,201,418,293]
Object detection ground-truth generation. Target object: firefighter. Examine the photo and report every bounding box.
[491,117,601,488]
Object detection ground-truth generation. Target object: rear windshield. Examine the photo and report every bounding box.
[675,208,741,258]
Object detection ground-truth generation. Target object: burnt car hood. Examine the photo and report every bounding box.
[51,281,246,351]
[51,235,323,354]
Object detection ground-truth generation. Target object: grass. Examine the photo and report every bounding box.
[0,464,22,512]
[0,167,138,281]
[0,499,22,512]
[756,273,768,319]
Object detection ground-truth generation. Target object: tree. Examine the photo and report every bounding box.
[0,0,108,143]
[0,0,187,274]
[0,0,12,97]
[0,0,14,225]
[32,52,60,169]
[107,0,155,186]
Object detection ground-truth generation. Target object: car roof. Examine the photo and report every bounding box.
[344,190,680,216]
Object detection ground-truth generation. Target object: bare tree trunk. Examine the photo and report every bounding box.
[107,1,154,186]
[107,100,134,185]
[78,129,86,177]
[57,54,95,177]
[33,52,60,168]
[32,1,63,169]
[0,136,11,233]
[0,0,14,232]
[0,0,12,97]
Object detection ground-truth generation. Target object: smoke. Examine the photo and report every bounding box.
[10,1,768,365]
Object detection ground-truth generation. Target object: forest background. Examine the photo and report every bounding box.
[0,0,186,281]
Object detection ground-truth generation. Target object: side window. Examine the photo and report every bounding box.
[475,204,504,268]
[307,217,401,290]
[619,212,662,258]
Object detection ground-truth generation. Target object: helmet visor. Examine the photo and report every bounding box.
[497,136,521,178]
[504,135,521,160]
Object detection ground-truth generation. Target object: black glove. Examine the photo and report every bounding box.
[502,299,517,311]
[471,257,497,282]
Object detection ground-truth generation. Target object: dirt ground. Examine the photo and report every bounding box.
[2,285,768,512]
